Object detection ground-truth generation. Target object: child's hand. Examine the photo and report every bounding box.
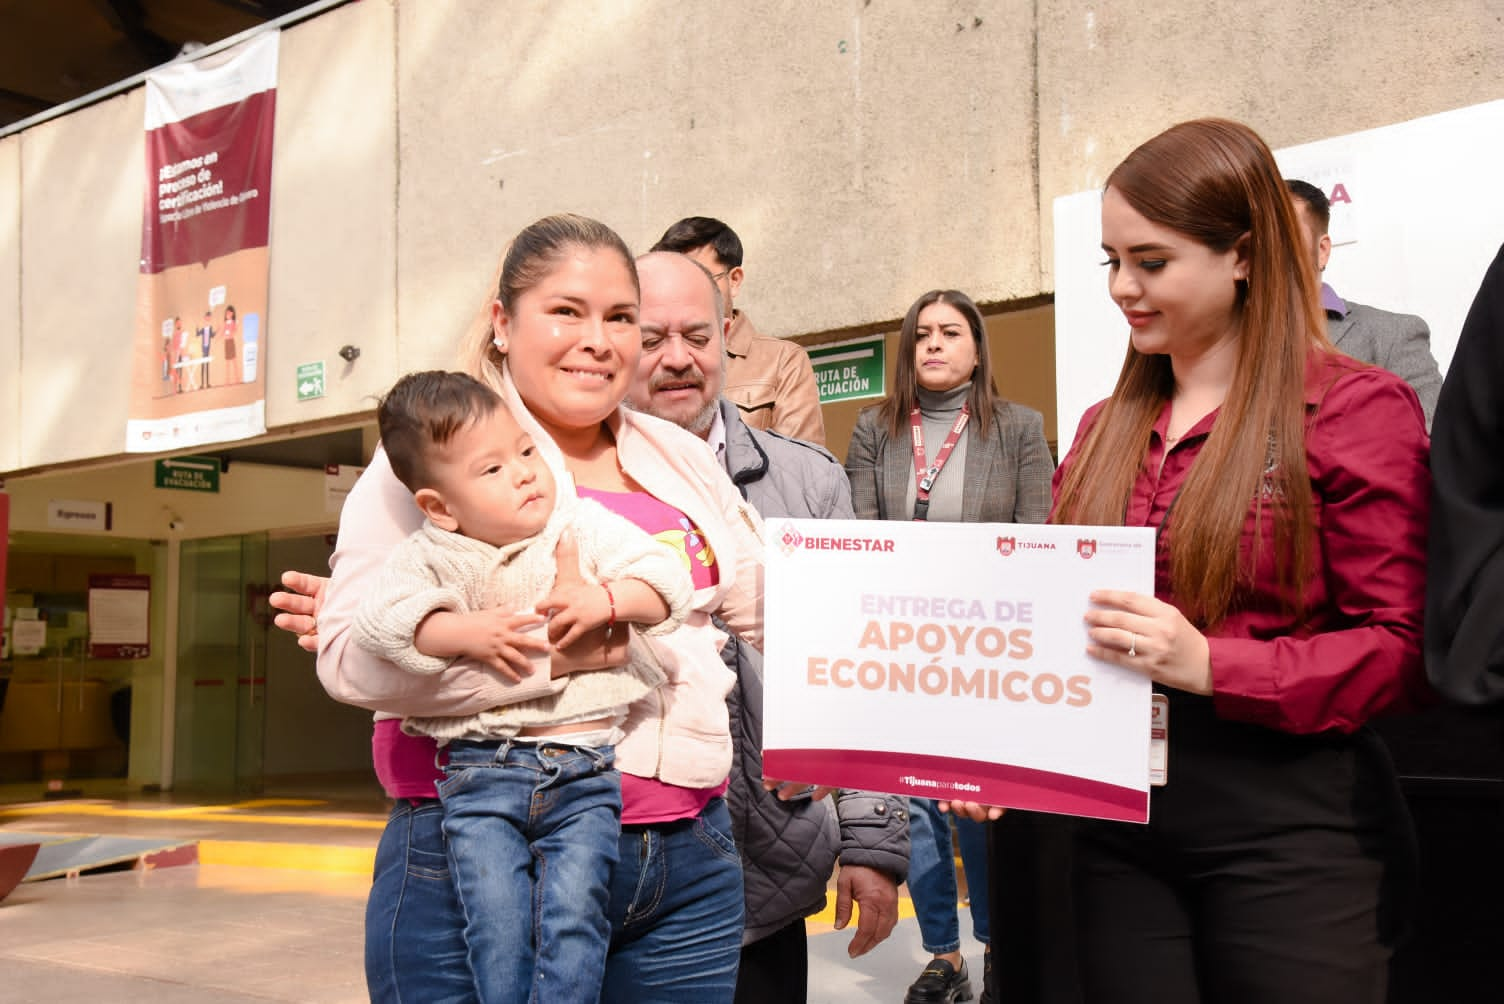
[460,609,552,682]
[416,609,549,683]
[537,532,672,650]
[536,580,612,652]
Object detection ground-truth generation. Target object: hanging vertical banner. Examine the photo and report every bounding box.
[127,32,278,453]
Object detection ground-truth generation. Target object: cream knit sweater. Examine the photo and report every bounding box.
[353,495,692,744]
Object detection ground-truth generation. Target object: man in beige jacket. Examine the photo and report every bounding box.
[651,216,826,444]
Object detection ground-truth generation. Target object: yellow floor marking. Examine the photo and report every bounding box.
[1,803,199,818]
[195,865,373,896]
[0,803,384,830]
[222,799,329,810]
[197,839,376,874]
[180,811,384,830]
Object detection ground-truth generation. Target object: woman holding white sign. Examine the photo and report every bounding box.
[844,288,1054,1004]
[1036,119,1429,1002]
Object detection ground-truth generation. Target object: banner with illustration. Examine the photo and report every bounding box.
[127,32,277,453]
[764,519,1156,823]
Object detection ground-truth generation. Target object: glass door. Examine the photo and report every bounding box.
[172,533,268,794]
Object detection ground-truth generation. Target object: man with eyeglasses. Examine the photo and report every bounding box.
[651,216,827,444]
[628,250,909,1004]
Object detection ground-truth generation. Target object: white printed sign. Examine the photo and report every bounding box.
[89,574,152,659]
[46,499,111,532]
[1054,99,1504,447]
[764,519,1155,822]
[12,617,46,656]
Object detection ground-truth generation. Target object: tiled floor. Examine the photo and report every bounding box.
[0,794,984,1003]
[3,865,369,1003]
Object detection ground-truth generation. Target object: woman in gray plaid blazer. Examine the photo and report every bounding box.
[844,290,1054,527]
[843,288,1055,1004]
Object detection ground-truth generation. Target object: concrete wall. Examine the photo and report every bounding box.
[18,88,143,469]
[393,0,1041,368]
[3,0,1503,478]
[4,0,396,474]
[1036,1,1504,284]
[263,0,398,422]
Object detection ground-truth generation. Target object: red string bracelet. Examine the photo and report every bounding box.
[603,583,616,642]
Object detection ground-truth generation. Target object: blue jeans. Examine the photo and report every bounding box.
[909,797,991,953]
[438,739,622,1004]
[603,797,745,1002]
[366,799,476,1004]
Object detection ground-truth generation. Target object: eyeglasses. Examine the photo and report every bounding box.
[706,269,730,282]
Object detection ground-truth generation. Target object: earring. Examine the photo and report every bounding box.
[492,337,507,354]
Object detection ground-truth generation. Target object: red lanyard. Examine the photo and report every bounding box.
[910,404,970,521]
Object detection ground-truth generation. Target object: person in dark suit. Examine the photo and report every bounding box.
[1426,242,1504,703]
[844,288,1054,1004]
[1287,179,1443,428]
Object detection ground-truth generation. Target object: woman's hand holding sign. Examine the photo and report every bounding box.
[1083,588,1213,696]
[938,799,1006,823]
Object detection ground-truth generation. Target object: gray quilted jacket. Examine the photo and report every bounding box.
[716,399,911,944]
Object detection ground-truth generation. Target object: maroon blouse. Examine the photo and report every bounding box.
[1056,352,1432,735]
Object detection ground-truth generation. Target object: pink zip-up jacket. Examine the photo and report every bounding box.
[316,371,765,789]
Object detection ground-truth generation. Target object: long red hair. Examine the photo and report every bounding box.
[1051,119,1334,628]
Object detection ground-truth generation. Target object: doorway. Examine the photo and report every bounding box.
[170,532,376,797]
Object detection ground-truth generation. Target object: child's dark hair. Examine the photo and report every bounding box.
[378,370,503,493]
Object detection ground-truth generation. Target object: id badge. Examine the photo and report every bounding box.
[1149,693,1169,786]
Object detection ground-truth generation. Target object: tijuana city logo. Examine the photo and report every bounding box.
[995,536,1056,556]
[1077,538,1097,559]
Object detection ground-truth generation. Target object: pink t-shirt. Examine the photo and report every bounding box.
[579,488,726,824]
[576,488,720,591]
[372,717,442,800]
[372,487,728,821]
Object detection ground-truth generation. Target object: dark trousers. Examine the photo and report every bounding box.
[734,917,808,1004]
[1072,703,1414,1004]
[987,811,1082,1004]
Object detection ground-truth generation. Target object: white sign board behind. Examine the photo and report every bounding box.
[1055,98,1504,449]
[764,518,1155,823]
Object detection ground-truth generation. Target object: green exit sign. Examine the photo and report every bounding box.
[155,456,220,493]
[809,334,885,404]
[297,361,326,401]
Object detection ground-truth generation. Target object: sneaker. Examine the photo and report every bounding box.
[904,957,973,1004]
[978,949,995,1004]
